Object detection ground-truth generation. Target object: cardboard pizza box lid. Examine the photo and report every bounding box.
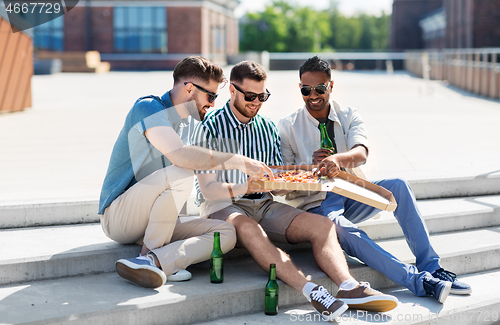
[254,165,397,212]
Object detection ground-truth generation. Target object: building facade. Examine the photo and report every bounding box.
[33,0,240,70]
[392,0,500,50]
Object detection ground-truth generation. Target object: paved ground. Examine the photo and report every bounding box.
[0,69,499,205]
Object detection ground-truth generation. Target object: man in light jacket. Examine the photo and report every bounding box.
[278,56,471,304]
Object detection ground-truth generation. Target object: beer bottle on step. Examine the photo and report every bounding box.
[265,263,278,315]
[210,232,223,283]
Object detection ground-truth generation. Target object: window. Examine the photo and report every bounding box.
[114,7,167,53]
[30,15,64,51]
[212,25,226,53]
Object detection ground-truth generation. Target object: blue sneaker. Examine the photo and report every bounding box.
[423,276,452,303]
[432,268,472,295]
[116,254,166,288]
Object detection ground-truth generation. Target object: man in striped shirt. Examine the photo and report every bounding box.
[191,61,398,320]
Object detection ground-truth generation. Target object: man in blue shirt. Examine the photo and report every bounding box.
[99,56,273,288]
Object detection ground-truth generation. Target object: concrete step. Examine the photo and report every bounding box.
[193,269,500,325]
[0,223,140,285]
[408,174,500,200]
[0,200,99,229]
[2,179,500,229]
[0,237,498,325]
[1,203,499,287]
[358,194,500,240]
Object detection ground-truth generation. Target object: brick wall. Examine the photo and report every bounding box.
[110,60,179,70]
[168,7,202,53]
[444,0,474,48]
[391,0,443,50]
[473,0,500,48]
[60,3,237,70]
[64,6,87,51]
[91,7,113,53]
[226,16,238,55]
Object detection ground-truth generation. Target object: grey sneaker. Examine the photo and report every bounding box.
[309,285,349,321]
[115,255,166,288]
[423,276,452,303]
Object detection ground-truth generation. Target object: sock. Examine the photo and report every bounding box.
[302,282,318,302]
[339,279,359,291]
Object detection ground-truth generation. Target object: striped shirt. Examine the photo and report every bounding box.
[190,101,284,204]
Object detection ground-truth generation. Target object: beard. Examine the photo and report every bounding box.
[234,96,260,119]
[186,93,209,121]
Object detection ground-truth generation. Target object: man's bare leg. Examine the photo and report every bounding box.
[285,212,353,286]
[285,212,400,312]
[225,212,354,319]
[226,213,307,292]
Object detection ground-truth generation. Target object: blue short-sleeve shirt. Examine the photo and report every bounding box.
[98,91,192,215]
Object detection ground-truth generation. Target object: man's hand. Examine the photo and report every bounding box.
[317,155,341,178]
[312,148,334,165]
[246,178,272,194]
[241,158,275,181]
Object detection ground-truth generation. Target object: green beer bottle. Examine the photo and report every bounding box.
[265,263,278,315]
[320,123,335,154]
[210,232,223,283]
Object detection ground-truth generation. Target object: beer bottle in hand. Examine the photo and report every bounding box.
[320,123,335,154]
[265,263,278,315]
[210,232,223,283]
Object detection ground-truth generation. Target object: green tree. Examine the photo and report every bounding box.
[285,7,331,52]
[372,12,390,50]
[239,4,289,52]
[239,0,390,52]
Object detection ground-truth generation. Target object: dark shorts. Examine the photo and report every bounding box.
[207,193,303,244]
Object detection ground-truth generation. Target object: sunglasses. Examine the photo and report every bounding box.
[232,83,271,102]
[300,83,329,97]
[184,82,218,103]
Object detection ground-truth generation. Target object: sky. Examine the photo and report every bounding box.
[234,0,393,18]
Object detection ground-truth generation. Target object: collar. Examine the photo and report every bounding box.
[223,101,254,129]
[302,99,340,125]
[162,90,186,125]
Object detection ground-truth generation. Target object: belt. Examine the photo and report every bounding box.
[242,193,265,200]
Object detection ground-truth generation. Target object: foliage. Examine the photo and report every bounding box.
[239,0,390,52]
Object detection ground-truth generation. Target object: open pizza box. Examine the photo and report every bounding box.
[253,165,397,212]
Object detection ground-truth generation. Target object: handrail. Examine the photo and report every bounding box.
[268,52,407,60]
[405,48,500,100]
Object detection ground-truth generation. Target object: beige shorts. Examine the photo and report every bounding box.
[207,193,303,244]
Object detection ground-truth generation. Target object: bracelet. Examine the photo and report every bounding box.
[210,150,215,168]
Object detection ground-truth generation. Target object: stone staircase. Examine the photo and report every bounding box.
[1,176,500,325]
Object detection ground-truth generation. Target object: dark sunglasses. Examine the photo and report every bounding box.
[300,83,329,96]
[232,83,271,102]
[184,82,218,103]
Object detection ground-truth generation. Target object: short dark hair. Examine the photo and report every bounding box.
[230,61,267,83]
[173,56,225,85]
[299,56,331,80]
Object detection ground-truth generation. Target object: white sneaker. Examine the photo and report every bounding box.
[167,270,192,282]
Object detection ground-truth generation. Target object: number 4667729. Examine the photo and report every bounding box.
[5,2,62,14]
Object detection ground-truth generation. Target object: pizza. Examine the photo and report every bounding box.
[261,170,319,183]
